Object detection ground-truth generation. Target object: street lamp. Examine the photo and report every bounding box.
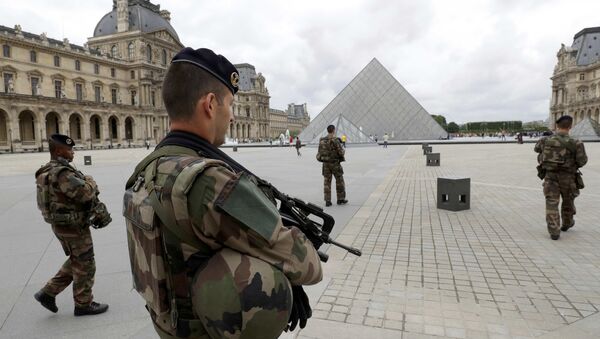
[9,128,13,153]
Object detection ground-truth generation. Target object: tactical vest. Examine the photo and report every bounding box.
[316,136,340,163]
[123,146,227,337]
[35,161,88,226]
[541,135,577,172]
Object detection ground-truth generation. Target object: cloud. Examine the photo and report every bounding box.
[2,0,600,124]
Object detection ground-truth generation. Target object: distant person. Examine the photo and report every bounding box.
[374,134,378,143]
[383,133,389,148]
[316,125,347,207]
[34,134,111,316]
[295,136,302,156]
[341,134,347,148]
[534,115,587,240]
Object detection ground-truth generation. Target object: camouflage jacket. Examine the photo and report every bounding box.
[316,135,345,163]
[534,133,587,172]
[124,146,323,328]
[35,159,97,226]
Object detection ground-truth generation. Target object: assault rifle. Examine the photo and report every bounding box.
[260,180,362,262]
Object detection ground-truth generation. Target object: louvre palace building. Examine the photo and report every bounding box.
[550,27,600,130]
[0,0,309,152]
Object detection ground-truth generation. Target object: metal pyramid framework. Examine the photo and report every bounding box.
[299,58,447,143]
[570,117,600,141]
[309,114,374,144]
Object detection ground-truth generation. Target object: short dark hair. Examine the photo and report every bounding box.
[327,125,335,133]
[556,116,573,129]
[162,62,228,121]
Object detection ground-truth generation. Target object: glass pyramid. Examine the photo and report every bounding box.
[300,58,447,143]
[570,117,600,141]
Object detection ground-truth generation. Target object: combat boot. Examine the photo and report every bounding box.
[34,290,58,313]
[551,234,560,240]
[337,199,348,205]
[74,301,109,316]
[561,220,575,232]
[325,201,332,207]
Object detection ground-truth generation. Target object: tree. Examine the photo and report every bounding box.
[431,115,448,130]
[447,122,459,133]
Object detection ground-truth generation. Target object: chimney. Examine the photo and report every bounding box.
[160,10,171,22]
[117,0,129,32]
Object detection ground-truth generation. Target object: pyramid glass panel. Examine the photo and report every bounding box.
[570,117,600,141]
[300,58,447,143]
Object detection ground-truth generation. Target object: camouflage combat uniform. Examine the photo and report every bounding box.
[35,159,98,307]
[316,135,346,203]
[124,143,323,339]
[535,133,587,236]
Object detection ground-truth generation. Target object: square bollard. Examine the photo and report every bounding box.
[426,153,440,166]
[233,146,238,152]
[421,143,429,150]
[437,177,470,211]
[84,155,92,166]
[423,146,432,155]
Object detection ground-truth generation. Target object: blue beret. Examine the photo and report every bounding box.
[556,115,573,124]
[50,133,75,147]
[171,47,239,94]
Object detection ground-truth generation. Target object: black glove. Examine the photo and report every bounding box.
[287,285,312,331]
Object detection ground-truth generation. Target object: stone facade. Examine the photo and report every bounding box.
[0,0,310,152]
[550,27,600,130]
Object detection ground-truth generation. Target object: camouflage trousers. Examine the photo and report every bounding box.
[323,162,345,202]
[42,224,95,307]
[543,173,579,236]
[153,248,293,339]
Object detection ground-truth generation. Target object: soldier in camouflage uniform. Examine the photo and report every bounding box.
[535,115,588,240]
[124,48,322,339]
[34,134,109,315]
[316,125,347,207]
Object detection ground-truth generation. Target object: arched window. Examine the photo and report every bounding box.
[111,45,118,58]
[162,49,167,65]
[128,42,135,60]
[146,44,152,62]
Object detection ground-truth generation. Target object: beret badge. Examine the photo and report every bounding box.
[231,72,240,89]
[66,138,73,145]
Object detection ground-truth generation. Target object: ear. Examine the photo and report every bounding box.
[201,93,217,119]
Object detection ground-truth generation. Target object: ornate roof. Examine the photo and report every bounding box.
[93,1,179,41]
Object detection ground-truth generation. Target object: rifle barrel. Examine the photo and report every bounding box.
[327,238,362,257]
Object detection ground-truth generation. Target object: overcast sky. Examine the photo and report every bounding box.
[2,0,600,123]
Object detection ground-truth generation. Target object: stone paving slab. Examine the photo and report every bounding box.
[309,143,600,339]
[1,143,599,338]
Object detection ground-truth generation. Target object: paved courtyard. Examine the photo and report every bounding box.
[0,142,599,338]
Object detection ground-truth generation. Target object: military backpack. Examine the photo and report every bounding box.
[123,146,225,336]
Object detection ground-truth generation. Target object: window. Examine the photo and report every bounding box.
[31,77,39,96]
[75,83,83,101]
[111,88,117,104]
[2,45,10,58]
[151,90,155,107]
[128,42,135,60]
[146,44,152,62]
[580,73,585,81]
[130,70,135,79]
[162,49,167,65]
[111,68,115,77]
[54,80,62,98]
[3,73,14,93]
[54,55,60,67]
[111,45,118,58]
[75,60,81,71]
[131,90,137,105]
[30,50,37,63]
[94,86,101,102]
[94,64,99,74]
